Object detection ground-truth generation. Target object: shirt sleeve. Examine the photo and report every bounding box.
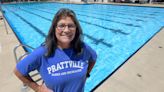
[16,46,44,76]
[84,43,97,62]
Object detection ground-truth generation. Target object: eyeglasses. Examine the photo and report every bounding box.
[56,23,76,31]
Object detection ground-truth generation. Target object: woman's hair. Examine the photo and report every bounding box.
[45,8,83,57]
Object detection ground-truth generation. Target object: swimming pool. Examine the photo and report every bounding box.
[1,2,164,92]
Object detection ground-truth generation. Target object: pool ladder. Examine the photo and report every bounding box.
[13,44,42,92]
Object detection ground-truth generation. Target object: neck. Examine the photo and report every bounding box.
[57,42,71,49]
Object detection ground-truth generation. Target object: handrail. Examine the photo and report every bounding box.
[13,44,34,63]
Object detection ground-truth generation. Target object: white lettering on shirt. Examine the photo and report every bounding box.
[47,60,85,76]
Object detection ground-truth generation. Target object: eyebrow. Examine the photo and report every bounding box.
[58,23,74,24]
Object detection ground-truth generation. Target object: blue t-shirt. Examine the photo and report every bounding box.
[16,43,97,92]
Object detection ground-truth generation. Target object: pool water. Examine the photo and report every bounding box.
[1,2,164,92]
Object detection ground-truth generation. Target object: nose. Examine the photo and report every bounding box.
[63,26,70,33]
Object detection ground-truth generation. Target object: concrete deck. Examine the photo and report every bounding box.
[0,5,164,92]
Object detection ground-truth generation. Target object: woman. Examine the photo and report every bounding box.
[14,8,97,92]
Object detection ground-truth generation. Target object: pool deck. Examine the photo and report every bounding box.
[0,4,164,92]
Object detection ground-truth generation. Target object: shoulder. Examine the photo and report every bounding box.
[82,43,97,62]
[83,43,95,53]
[30,45,47,57]
[83,43,97,58]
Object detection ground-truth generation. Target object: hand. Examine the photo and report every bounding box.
[36,84,53,92]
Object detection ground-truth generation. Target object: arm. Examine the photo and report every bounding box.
[84,43,97,77]
[87,60,96,78]
[88,61,96,74]
[13,47,53,92]
[14,67,40,92]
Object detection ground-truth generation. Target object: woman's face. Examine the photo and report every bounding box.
[56,16,76,47]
